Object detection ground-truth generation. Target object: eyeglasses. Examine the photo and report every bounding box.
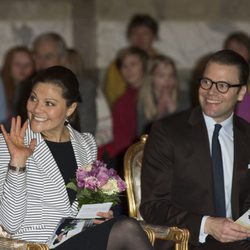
[199,77,245,93]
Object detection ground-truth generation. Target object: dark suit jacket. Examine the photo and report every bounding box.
[140,106,250,248]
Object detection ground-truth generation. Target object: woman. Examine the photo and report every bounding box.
[104,14,159,107]
[1,46,35,118]
[99,47,148,162]
[137,55,178,135]
[0,66,153,250]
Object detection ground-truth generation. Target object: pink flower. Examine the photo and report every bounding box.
[76,167,89,188]
[67,160,126,206]
[84,176,100,191]
[108,168,117,177]
[96,171,110,187]
[115,175,126,192]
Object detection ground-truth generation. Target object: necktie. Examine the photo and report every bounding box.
[212,124,226,217]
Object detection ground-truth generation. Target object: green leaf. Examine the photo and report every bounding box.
[66,182,77,192]
[75,188,122,208]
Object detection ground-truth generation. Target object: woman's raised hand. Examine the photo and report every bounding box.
[0,116,36,167]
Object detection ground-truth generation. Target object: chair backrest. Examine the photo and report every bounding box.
[124,134,148,219]
[124,135,190,250]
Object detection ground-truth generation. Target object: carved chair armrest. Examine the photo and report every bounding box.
[0,237,49,250]
[139,221,189,250]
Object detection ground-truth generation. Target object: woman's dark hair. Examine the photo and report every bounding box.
[126,14,159,38]
[31,66,82,130]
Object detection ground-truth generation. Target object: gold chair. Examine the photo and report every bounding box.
[124,134,189,250]
[0,237,48,250]
[0,226,48,249]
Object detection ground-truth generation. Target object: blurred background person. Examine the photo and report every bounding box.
[137,55,178,135]
[104,13,159,107]
[224,31,250,122]
[188,53,213,109]
[64,48,112,146]
[33,32,67,72]
[100,47,148,170]
[1,46,35,125]
[0,80,7,126]
[99,47,149,216]
[32,33,97,134]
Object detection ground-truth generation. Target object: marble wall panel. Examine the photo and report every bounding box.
[0,20,73,67]
[97,20,250,71]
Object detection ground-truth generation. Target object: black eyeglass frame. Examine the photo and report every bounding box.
[199,77,246,93]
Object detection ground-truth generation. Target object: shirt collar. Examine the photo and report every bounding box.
[203,112,233,137]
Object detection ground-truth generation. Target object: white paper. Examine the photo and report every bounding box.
[48,218,93,249]
[76,202,112,219]
[235,209,250,229]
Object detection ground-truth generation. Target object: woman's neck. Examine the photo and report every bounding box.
[42,126,70,142]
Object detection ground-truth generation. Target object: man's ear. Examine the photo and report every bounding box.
[237,85,247,102]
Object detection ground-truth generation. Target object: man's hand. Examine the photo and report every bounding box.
[205,217,250,242]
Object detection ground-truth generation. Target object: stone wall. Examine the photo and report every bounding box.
[95,0,250,71]
[0,0,73,66]
[1,0,250,83]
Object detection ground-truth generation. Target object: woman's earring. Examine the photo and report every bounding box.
[65,117,69,125]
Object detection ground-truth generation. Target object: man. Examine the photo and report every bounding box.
[33,32,96,134]
[140,50,250,249]
[33,33,67,71]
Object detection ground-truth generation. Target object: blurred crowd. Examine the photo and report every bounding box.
[0,13,250,173]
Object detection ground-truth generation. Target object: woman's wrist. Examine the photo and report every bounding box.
[9,158,26,167]
[8,163,26,173]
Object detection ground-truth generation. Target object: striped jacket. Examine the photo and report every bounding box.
[0,124,97,243]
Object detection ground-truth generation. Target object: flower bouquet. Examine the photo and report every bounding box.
[66,160,126,208]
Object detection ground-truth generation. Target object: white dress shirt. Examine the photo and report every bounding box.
[199,112,234,243]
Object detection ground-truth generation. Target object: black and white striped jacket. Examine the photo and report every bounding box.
[0,124,97,243]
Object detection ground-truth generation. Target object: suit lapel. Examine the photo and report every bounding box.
[25,124,95,217]
[231,117,250,219]
[68,126,94,167]
[25,124,73,216]
[187,107,215,214]
[33,140,72,214]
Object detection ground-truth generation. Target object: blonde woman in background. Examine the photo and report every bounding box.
[137,55,178,135]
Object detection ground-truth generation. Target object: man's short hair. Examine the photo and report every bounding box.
[126,14,159,38]
[206,49,249,85]
[33,32,67,58]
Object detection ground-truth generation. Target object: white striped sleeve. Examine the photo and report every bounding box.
[0,135,27,234]
[0,171,27,233]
